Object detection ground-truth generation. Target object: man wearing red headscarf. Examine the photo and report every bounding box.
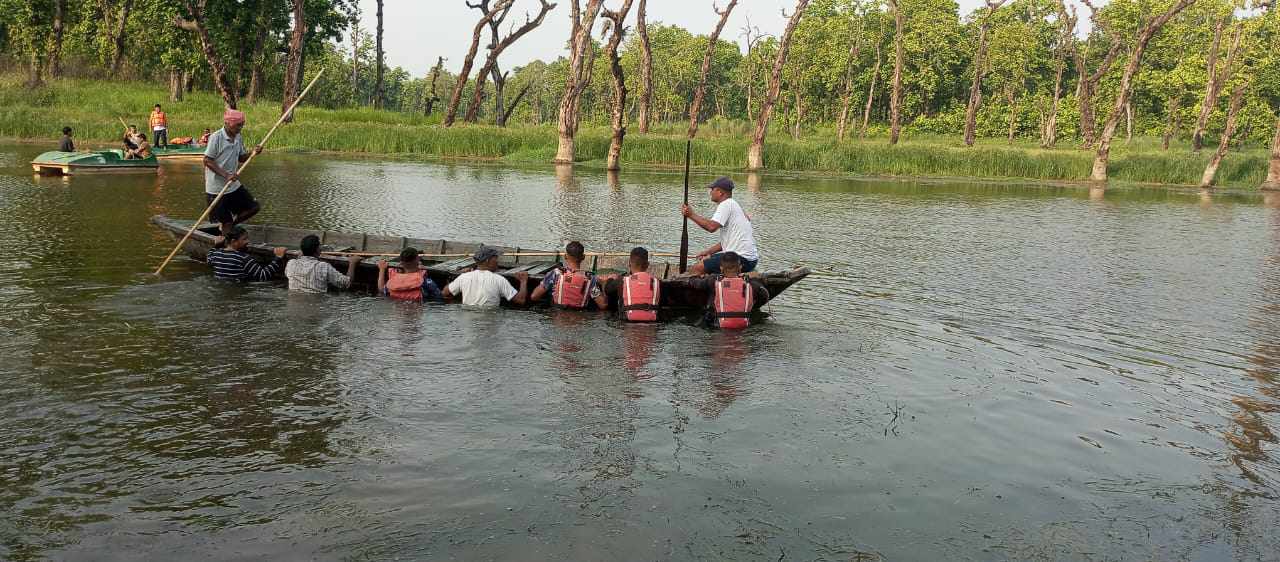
[203,108,264,235]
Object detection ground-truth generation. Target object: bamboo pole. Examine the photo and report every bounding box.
[322,251,682,259]
[153,69,324,275]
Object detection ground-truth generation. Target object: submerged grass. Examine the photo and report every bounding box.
[1,74,1270,188]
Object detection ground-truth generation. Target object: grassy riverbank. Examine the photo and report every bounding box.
[1,75,1271,188]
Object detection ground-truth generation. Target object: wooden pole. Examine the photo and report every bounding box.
[323,251,683,259]
[679,140,691,273]
[153,69,324,275]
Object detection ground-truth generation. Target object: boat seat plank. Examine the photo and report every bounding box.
[501,262,560,275]
[428,257,477,274]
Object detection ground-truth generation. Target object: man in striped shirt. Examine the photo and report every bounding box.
[208,226,284,282]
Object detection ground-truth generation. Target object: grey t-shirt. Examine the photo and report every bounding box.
[203,128,247,194]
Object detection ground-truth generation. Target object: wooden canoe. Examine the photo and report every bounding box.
[32,150,159,175]
[153,145,206,160]
[150,215,811,314]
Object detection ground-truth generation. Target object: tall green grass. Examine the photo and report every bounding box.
[0,74,1270,188]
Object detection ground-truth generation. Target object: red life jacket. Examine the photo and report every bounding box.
[621,272,660,322]
[386,269,426,301]
[553,268,593,309]
[713,275,754,329]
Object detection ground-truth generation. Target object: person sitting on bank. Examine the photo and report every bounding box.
[208,225,285,282]
[150,103,168,148]
[122,125,143,158]
[612,247,660,322]
[286,234,361,293]
[59,127,75,152]
[377,247,443,301]
[529,241,608,310]
[687,251,769,329]
[680,176,760,275]
[197,128,212,146]
[204,109,264,235]
[442,246,529,307]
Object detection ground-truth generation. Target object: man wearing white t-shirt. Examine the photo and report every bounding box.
[443,246,530,307]
[681,176,760,275]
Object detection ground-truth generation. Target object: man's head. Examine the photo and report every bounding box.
[565,241,585,266]
[203,128,211,134]
[473,245,503,270]
[62,126,72,136]
[400,247,421,267]
[300,234,321,257]
[154,104,161,111]
[629,246,649,273]
[719,251,742,277]
[224,109,246,136]
[127,125,138,134]
[225,226,250,250]
[708,176,734,203]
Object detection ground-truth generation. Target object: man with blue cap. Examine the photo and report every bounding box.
[680,176,760,275]
[442,245,529,307]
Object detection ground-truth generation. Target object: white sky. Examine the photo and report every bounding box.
[356,0,999,78]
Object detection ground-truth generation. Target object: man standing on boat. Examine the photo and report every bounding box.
[680,176,760,275]
[204,109,263,235]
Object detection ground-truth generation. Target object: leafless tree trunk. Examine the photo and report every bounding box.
[888,0,905,145]
[637,0,653,133]
[374,0,386,109]
[963,0,1008,147]
[603,0,636,171]
[1042,1,1075,148]
[555,0,605,164]
[861,32,883,139]
[108,0,134,75]
[1263,117,1280,190]
[1006,87,1018,143]
[502,81,532,124]
[1162,96,1181,150]
[464,0,556,124]
[1090,0,1196,182]
[425,56,444,115]
[280,0,307,120]
[1124,99,1133,143]
[445,0,514,127]
[1074,0,1126,148]
[740,17,764,121]
[245,1,270,105]
[169,69,184,102]
[1201,81,1248,187]
[688,1,738,139]
[177,1,238,108]
[747,0,810,171]
[837,16,867,143]
[49,0,66,78]
[1192,20,1241,151]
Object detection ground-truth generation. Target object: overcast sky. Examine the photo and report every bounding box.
[356,0,998,78]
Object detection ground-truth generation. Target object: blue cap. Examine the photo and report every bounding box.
[708,176,735,192]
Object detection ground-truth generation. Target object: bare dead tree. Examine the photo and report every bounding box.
[502,80,533,124]
[350,5,360,96]
[464,0,557,125]
[425,56,445,115]
[444,0,515,126]
[281,0,307,120]
[636,0,653,133]
[374,0,386,109]
[739,17,766,120]
[603,0,636,170]
[554,0,606,164]
[861,25,884,139]
[962,0,1008,147]
[1192,20,1242,151]
[1042,1,1076,147]
[836,13,867,142]
[1264,118,1280,190]
[687,1,738,139]
[887,0,905,144]
[1200,81,1248,187]
[1090,0,1196,182]
[747,0,811,170]
[49,0,66,78]
[176,0,238,108]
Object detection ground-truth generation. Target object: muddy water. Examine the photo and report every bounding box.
[1,142,1278,560]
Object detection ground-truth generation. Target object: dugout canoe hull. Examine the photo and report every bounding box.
[31,150,159,175]
[150,215,810,313]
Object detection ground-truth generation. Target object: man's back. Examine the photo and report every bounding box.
[447,269,516,307]
[286,256,349,293]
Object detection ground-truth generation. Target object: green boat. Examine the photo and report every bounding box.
[31,150,159,175]
[153,144,206,160]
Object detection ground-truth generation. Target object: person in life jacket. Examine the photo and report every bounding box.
[691,251,769,329]
[614,246,660,322]
[377,247,442,302]
[150,104,169,148]
[529,241,608,310]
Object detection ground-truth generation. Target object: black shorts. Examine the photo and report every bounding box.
[207,186,257,224]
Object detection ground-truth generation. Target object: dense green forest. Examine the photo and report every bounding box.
[1,0,1278,187]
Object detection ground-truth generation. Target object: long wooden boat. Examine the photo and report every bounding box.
[32,150,159,175]
[150,215,810,313]
[153,144,206,160]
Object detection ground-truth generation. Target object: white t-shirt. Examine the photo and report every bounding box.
[446,270,517,307]
[710,197,759,261]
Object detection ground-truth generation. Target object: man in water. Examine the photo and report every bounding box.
[529,241,608,310]
[208,226,285,282]
[680,176,760,275]
[687,251,769,329]
[204,109,264,235]
[376,247,442,301]
[286,234,361,293]
[59,127,75,152]
[442,246,529,307]
[149,104,168,148]
[606,246,661,322]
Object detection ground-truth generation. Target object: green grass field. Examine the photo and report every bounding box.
[1,74,1271,189]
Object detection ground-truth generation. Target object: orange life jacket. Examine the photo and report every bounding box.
[713,275,754,329]
[386,269,426,301]
[553,268,593,309]
[150,111,167,129]
[170,136,194,145]
[621,272,660,322]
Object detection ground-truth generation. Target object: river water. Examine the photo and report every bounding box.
[1,141,1278,561]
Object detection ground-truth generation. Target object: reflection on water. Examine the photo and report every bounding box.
[2,142,1279,560]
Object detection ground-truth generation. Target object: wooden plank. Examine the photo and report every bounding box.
[322,231,364,252]
[265,226,319,246]
[428,257,477,274]
[364,235,404,254]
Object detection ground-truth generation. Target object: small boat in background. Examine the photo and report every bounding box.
[31,150,159,175]
[153,144,205,160]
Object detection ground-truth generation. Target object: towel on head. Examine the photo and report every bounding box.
[223,109,245,126]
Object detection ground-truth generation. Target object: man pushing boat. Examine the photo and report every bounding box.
[204,109,264,235]
[680,176,760,275]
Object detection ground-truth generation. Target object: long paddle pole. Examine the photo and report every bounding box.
[679,140,691,273]
[153,69,325,275]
